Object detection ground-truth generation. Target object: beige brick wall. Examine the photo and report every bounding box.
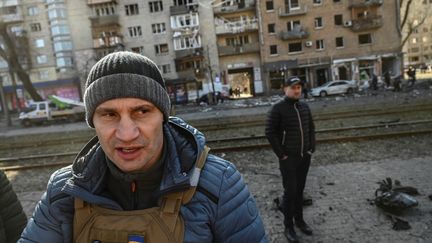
[260,0,401,64]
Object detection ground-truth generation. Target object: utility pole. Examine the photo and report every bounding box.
[0,76,12,126]
[206,45,215,92]
[206,45,216,104]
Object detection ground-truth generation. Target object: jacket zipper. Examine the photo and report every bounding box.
[131,180,138,209]
[294,102,304,157]
[282,130,286,145]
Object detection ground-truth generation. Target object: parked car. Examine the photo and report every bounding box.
[310,80,357,97]
[196,91,226,105]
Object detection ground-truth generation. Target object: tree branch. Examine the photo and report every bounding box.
[400,0,413,30]
[0,21,43,101]
[400,13,429,50]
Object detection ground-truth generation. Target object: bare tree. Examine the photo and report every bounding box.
[400,0,431,50]
[0,21,42,101]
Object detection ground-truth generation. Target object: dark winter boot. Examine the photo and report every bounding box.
[295,219,313,235]
[284,227,299,243]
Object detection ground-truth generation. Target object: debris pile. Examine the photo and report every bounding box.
[374,177,418,213]
[373,177,420,231]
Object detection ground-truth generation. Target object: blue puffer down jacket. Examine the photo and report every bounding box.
[19,117,267,243]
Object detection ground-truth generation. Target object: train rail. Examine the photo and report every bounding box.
[1,103,432,153]
[2,123,431,172]
[191,104,432,131]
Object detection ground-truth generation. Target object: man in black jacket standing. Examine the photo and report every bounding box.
[265,76,315,243]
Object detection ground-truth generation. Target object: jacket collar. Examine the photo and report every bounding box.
[284,96,299,103]
[63,117,206,207]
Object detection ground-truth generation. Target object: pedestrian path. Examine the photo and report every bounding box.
[17,156,432,242]
[244,156,432,242]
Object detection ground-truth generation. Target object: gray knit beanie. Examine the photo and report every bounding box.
[84,51,171,127]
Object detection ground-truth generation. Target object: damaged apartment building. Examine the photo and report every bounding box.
[0,0,406,109]
[259,0,403,92]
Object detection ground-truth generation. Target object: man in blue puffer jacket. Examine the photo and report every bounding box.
[19,52,267,243]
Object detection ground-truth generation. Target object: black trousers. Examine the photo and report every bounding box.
[279,154,311,228]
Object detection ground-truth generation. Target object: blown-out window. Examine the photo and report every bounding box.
[358,33,372,45]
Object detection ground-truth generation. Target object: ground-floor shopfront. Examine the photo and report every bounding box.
[264,52,402,93]
[0,78,81,111]
[166,79,200,105]
[217,51,264,99]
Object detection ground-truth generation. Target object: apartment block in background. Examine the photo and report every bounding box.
[402,0,432,71]
[0,0,81,111]
[170,0,207,103]
[259,0,402,92]
[77,0,220,104]
[213,0,263,98]
[0,0,29,110]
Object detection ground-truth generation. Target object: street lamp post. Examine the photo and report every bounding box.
[206,45,216,104]
[206,45,215,92]
[0,76,12,126]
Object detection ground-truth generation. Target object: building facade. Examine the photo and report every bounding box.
[258,0,402,93]
[0,0,81,110]
[76,0,220,104]
[402,0,432,70]
[0,0,408,111]
[213,0,264,98]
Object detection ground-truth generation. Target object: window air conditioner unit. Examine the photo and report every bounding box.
[344,20,352,27]
[305,41,313,47]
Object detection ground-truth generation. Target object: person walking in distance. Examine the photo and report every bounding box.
[265,76,316,242]
[19,52,267,243]
[384,71,391,88]
[407,66,416,86]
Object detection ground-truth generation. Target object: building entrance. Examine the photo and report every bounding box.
[227,68,254,98]
[338,66,348,80]
[316,68,328,86]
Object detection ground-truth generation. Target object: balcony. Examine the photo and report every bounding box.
[279,27,309,41]
[177,69,195,80]
[87,0,116,5]
[171,13,199,30]
[217,42,259,56]
[351,15,383,32]
[0,13,23,23]
[213,0,255,14]
[89,14,119,27]
[215,18,258,35]
[93,35,123,49]
[170,4,198,15]
[278,5,308,17]
[175,47,203,60]
[177,68,205,80]
[349,0,383,8]
[15,36,29,50]
[0,0,19,7]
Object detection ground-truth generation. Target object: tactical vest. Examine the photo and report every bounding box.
[73,146,210,243]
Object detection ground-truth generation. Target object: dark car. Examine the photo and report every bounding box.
[196,92,225,105]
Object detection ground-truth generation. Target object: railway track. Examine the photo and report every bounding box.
[2,119,431,172]
[190,103,432,130]
[1,103,432,153]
